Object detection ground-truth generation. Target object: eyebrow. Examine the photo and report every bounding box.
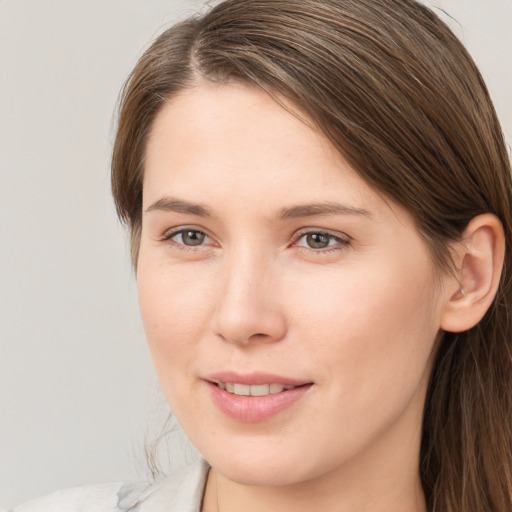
[278,202,372,219]
[145,197,214,217]
[145,197,372,220]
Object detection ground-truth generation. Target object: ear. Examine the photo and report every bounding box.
[440,214,505,333]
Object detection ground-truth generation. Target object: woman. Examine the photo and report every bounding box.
[11,0,512,511]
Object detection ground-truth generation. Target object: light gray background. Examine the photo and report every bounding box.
[0,0,510,508]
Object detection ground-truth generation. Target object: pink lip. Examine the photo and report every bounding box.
[204,371,310,386]
[203,372,313,423]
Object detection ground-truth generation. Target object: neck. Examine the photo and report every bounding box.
[208,469,426,512]
[202,417,427,512]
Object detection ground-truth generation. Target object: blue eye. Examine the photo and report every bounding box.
[296,232,348,250]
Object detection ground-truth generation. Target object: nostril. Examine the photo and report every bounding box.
[214,295,287,345]
[247,332,272,343]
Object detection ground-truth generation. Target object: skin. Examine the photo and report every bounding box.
[137,82,465,512]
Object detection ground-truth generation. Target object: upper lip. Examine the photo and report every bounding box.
[204,371,312,387]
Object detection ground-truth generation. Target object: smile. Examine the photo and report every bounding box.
[217,382,296,396]
[205,373,314,422]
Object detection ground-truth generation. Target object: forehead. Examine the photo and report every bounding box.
[145,82,331,175]
[142,82,398,223]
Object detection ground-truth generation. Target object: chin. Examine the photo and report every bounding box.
[213,457,312,487]
[196,436,330,487]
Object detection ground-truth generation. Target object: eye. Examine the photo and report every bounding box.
[166,229,210,247]
[295,231,349,250]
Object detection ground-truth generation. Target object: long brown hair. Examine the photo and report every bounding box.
[111,1,512,510]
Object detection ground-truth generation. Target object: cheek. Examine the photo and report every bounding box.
[276,258,439,464]
[288,253,439,401]
[136,259,214,379]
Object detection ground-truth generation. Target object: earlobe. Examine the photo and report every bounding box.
[440,214,505,333]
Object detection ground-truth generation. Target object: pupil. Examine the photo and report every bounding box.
[307,233,329,248]
[183,231,205,246]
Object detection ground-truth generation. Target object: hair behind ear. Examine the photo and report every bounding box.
[421,209,512,512]
[422,315,512,511]
[421,214,511,511]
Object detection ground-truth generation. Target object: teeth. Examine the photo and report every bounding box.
[270,383,286,394]
[233,383,251,396]
[250,384,270,396]
[218,382,295,396]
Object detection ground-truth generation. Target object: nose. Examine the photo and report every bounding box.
[213,252,287,346]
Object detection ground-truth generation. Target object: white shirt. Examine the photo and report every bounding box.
[7,459,209,512]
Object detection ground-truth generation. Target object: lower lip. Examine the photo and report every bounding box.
[205,381,313,423]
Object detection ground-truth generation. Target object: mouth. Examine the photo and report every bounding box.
[204,373,314,422]
[214,382,304,396]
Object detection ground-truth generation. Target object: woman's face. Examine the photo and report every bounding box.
[138,83,450,486]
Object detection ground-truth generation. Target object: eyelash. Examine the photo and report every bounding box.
[160,228,215,252]
[160,227,351,254]
[293,230,351,254]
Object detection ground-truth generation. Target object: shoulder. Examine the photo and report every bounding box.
[6,482,124,512]
[6,458,210,512]
[121,458,210,511]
